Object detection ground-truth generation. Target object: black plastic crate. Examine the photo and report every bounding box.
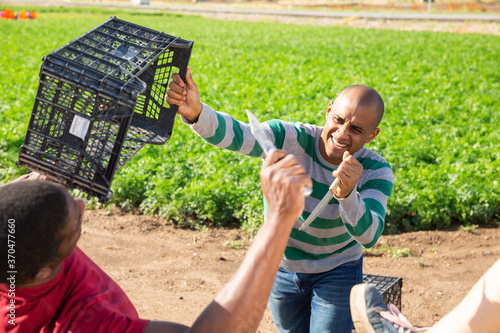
[362,274,403,309]
[17,17,193,203]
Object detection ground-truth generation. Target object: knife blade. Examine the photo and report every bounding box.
[246,109,276,155]
[298,178,340,231]
[246,109,312,197]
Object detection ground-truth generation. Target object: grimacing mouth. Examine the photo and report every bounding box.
[331,135,349,149]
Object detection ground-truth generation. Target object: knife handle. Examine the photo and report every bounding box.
[329,178,340,194]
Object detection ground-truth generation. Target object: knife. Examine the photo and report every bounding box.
[246,109,312,197]
[298,178,340,231]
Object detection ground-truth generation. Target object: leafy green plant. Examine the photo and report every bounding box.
[363,243,413,258]
[223,240,246,250]
[416,256,426,268]
[459,224,479,232]
[1,10,499,234]
[428,247,439,254]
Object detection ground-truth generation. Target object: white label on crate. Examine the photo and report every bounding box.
[69,115,90,141]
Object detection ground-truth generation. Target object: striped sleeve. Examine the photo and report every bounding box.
[182,103,273,158]
[338,158,393,248]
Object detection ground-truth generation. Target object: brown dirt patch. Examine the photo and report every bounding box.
[79,207,500,331]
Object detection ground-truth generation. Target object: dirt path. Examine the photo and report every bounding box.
[79,208,500,331]
[164,4,500,35]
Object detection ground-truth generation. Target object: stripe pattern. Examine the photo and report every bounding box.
[184,104,394,273]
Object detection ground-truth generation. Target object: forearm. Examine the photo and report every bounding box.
[338,190,385,248]
[189,212,291,333]
[143,216,291,333]
[182,103,265,158]
[144,149,310,333]
[427,258,500,333]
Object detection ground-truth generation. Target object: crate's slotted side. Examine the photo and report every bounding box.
[362,274,403,309]
[113,40,193,172]
[18,72,135,201]
[131,41,193,141]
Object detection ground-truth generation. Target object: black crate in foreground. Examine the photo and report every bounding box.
[17,17,193,203]
[363,274,403,309]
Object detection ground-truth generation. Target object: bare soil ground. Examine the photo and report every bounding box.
[79,208,500,331]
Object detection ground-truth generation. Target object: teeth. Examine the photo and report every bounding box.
[332,137,348,148]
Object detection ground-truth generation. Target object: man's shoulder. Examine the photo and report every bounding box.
[356,147,392,171]
[266,119,321,135]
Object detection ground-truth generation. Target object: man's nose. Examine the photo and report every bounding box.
[337,124,349,138]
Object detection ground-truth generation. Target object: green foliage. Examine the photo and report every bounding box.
[363,243,413,258]
[459,224,479,232]
[223,240,246,250]
[1,10,499,234]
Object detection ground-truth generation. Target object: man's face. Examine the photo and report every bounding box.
[57,191,85,260]
[320,92,380,165]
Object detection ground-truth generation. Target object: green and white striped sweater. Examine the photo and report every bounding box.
[183,103,394,274]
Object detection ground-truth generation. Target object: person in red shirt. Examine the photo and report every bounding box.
[0,150,312,333]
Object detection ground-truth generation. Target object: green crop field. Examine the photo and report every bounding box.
[1,8,499,234]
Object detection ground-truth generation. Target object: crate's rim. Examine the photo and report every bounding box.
[17,153,112,200]
[39,16,193,101]
[42,16,193,93]
[44,16,193,58]
[18,146,110,189]
[41,53,148,102]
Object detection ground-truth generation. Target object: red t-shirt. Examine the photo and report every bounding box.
[0,247,149,332]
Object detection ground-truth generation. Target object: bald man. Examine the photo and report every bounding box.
[167,68,394,333]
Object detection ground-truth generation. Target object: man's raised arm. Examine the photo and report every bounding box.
[145,150,312,333]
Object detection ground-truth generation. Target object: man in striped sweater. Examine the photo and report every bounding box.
[167,68,394,333]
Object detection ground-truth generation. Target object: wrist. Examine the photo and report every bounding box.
[265,210,297,233]
[333,188,353,199]
[186,102,203,123]
[336,188,357,203]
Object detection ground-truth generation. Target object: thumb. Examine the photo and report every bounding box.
[263,149,286,167]
[343,151,350,161]
[185,67,196,89]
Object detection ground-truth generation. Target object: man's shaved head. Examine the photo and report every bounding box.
[335,85,384,128]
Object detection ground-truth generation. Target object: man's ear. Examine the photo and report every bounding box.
[325,101,334,119]
[33,266,53,284]
[366,128,380,144]
[20,260,63,287]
